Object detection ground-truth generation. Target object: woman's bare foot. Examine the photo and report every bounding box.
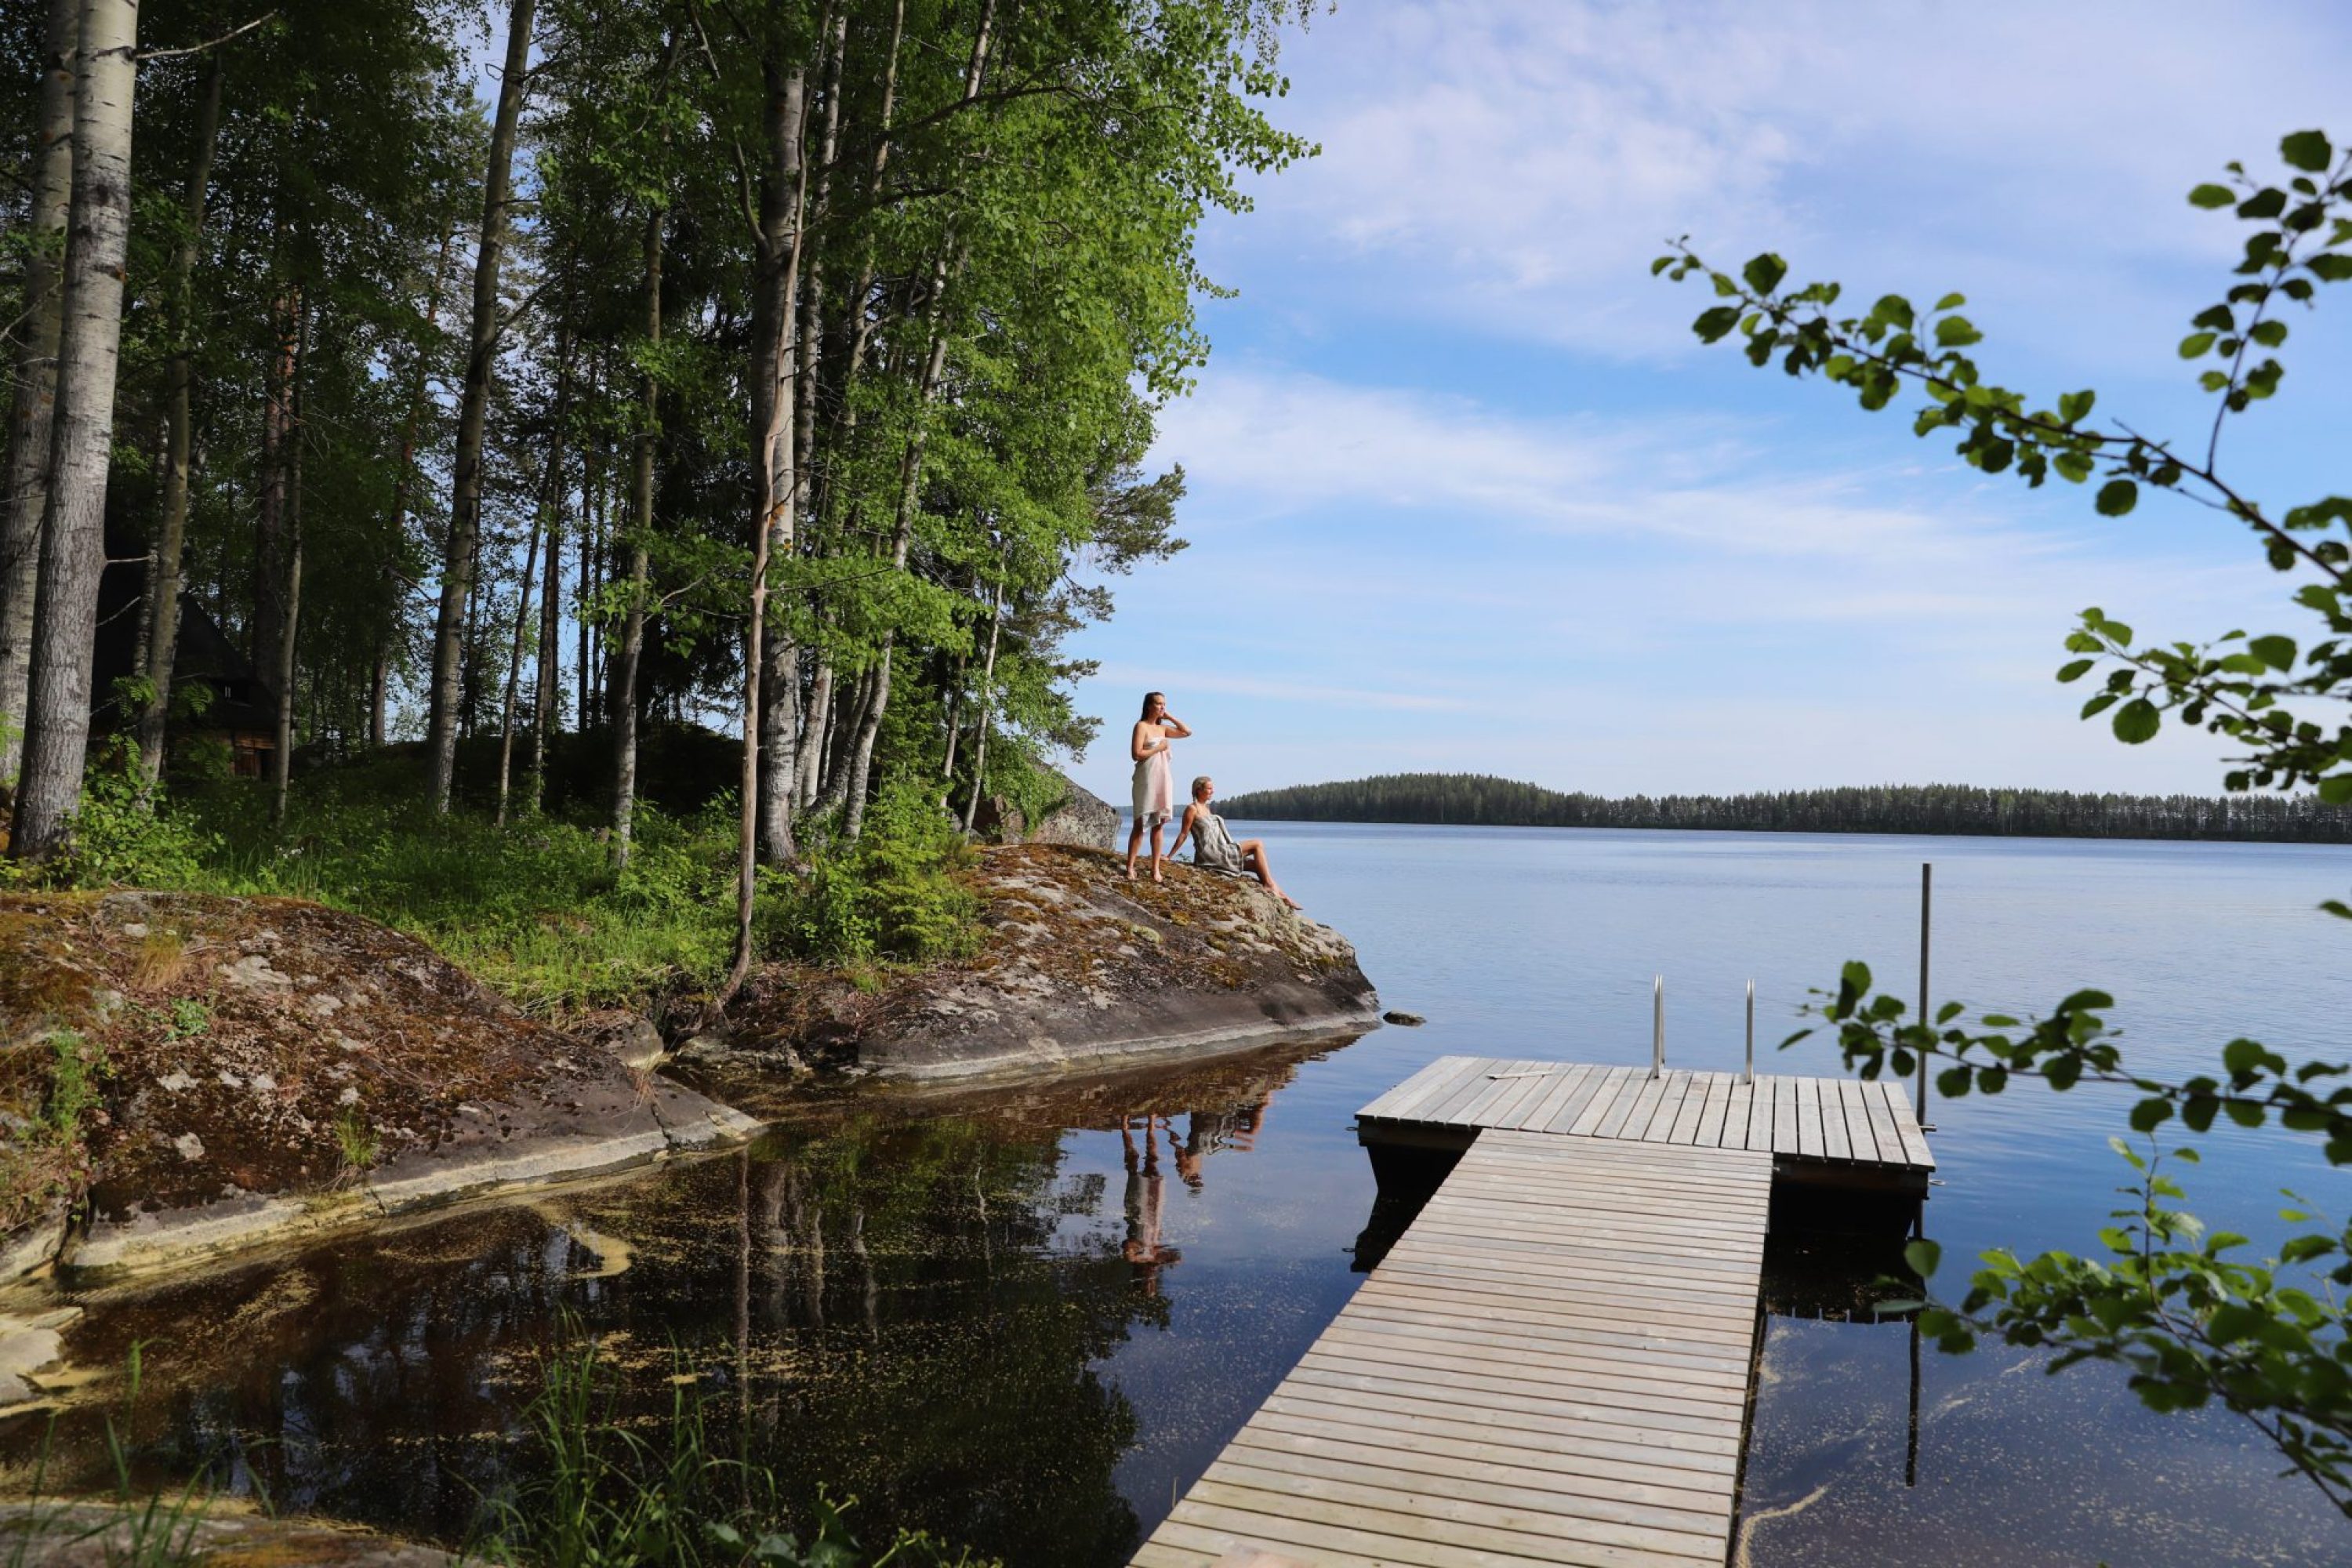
[1279,892,1302,910]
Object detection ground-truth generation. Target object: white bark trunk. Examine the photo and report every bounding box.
[10,0,136,863]
[424,0,535,812]
[0,0,80,792]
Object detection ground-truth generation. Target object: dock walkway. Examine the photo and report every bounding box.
[1132,1058,1933,1566]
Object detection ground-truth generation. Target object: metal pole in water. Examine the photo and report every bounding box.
[1744,979,1755,1086]
[1916,862,1933,1123]
[1652,975,1664,1080]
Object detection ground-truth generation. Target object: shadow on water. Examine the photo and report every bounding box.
[1,1034,1359,1568]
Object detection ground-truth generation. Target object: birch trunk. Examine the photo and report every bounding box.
[957,575,1004,833]
[424,0,535,813]
[0,0,81,792]
[10,0,136,862]
[728,62,808,1000]
[608,204,661,866]
[135,55,223,787]
[251,287,298,673]
[268,371,305,829]
[836,0,992,840]
[494,507,542,826]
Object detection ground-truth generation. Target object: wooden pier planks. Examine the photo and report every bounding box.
[1131,1131,1774,1568]
[1356,1057,1935,1181]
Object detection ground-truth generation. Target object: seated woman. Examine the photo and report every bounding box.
[1168,775,1301,909]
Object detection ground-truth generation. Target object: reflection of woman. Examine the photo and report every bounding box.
[1126,691,1191,883]
[1120,1115,1181,1294]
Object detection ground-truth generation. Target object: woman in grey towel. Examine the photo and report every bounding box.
[1169,775,1301,909]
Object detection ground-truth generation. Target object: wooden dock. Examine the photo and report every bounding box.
[1357,1056,1934,1191]
[1132,1058,1933,1566]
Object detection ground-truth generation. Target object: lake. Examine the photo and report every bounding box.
[14,823,2351,1564]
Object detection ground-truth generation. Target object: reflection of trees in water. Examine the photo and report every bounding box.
[9,1042,1327,1568]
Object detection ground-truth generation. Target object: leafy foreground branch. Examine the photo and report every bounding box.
[1662,129,2352,1515]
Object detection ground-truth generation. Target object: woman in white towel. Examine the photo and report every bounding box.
[1126,691,1190,881]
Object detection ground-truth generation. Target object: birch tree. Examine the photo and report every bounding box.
[9,0,136,863]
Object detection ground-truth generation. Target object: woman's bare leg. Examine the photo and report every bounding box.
[1126,818,1145,879]
[1149,822,1167,882]
[1241,840,1301,908]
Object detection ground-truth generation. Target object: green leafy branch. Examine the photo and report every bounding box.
[1657,129,2352,800]
[1905,1142,2352,1515]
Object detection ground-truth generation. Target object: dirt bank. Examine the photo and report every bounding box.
[0,891,755,1283]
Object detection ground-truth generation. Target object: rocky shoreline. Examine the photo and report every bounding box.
[0,849,1377,1294]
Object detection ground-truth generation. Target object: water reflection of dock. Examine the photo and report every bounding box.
[1134,1055,1934,1566]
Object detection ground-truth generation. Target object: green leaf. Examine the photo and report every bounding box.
[2111,699,2161,744]
[1935,315,1983,347]
[2188,183,2237,209]
[2096,479,2139,517]
[2248,633,2297,670]
[2280,130,2332,173]
[2056,659,2095,683]
[2178,331,2216,359]
[1693,306,1741,343]
[1742,252,1788,296]
[2057,388,2096,423]
[1904,1239,1943,1279]
[2317,775,2352,805]
[2250,319,2288,347]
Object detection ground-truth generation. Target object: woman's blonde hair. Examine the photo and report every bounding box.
[1191,776,1213,799]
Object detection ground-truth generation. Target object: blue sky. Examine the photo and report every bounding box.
[1059,0,2352,808]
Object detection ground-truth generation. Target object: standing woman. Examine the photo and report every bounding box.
[1126,691,1190,881]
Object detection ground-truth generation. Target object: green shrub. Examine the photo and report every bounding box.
[57,742,217,890]
[772,776,978,966]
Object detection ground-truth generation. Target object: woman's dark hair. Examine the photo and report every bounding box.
[1140,691,1165,719]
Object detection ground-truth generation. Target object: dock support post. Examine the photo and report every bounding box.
[1651,975,1664,1080]
[1744,979,1755,1086]
[1916,862,1932,1122]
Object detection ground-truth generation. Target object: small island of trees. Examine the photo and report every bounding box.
[1216,772,2352,842]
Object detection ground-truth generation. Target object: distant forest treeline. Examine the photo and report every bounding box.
[1214,773,2352,843]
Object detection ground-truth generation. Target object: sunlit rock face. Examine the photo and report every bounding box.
[723,843,1380,1080]
[0,891,753,1280]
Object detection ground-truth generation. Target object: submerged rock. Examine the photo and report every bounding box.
[0,891,757,1282]
[723,843,1380,1080]
[1383,1010,1426,1026]
[0,1503,455,1566]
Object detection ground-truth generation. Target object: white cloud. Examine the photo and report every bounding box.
[1234,1,2350,356]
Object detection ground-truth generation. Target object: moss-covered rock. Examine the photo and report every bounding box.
[720,844,1379,1079]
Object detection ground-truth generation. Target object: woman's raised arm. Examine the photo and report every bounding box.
[1161,716,1192,739]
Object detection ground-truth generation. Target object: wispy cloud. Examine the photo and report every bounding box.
[1230,2,2349,358]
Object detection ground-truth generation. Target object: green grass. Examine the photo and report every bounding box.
[42,742,984,1018]
[481,1325,991,1567]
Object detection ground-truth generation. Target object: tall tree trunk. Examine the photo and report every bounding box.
[958,572,1004,833]
[578,411,599,739]
[252,284,299,673]
[424,0,535,813]
[836,1,992,840]
[502,338,570,823]
[796,652,832,807]
[609,205,662,867]
[10,0,136,862]
[495,510,543,826]
[0,0,80,793]
[269,341,306,830]
[532,446,564,810]
[376,210,459,756]
[763,1,843,855]
[135,56,224,789]
[726,61,808,1002]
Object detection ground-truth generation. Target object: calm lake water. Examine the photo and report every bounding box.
[14,823,2352,1564]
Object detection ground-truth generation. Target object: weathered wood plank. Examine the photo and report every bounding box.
[1882,1079,1936,1169]
[1138,1132,1769,1568]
